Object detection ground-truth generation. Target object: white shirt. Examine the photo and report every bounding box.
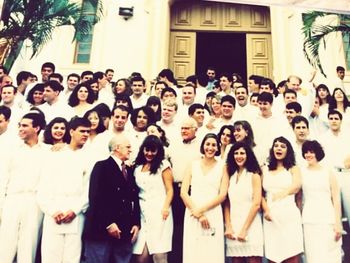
[168,138,201,183]
[39,99,74,123]
[0,142,48,208]
[37,145,92,217]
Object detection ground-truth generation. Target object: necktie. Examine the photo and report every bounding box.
[121,162,128,180]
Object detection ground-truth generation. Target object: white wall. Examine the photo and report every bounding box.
[10,0,171,83]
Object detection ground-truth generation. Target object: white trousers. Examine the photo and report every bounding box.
[336,170,350,228]
[0,194,43,263]
[41,214,85,263]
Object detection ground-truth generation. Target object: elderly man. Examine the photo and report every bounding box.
[83,135,140,263]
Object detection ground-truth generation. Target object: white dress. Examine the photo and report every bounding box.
[226,170,263,257]
[262,167,303,263]
[132,160,173,254]
[301,166,342,263]
[183,160,225,263]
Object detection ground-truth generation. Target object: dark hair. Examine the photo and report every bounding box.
[161,87,177,99]
[83,109,106,134]
[197,73,208,87]
[114,93,133,111]
[250,92,259,102]
[68,117,91,131]
[235,85,249,95]
[328,109,343,120]
[158,69,176,84]
[67,73,80,82]
[200,133,221,156]
[43,117,70,144]
[44,80,64,92]
[268,136,295,170]
[93,71,105,81]
[283,89,297,98]
[105,68,114,74]
[131,76,146,86]
[41,62,55,72]
[302,140,325,161]
[130,106,155,130]
[114,78,132,96]
[112,105,130,117]
[221,95,236,107]
[21,112,46,134]
[134,135,165,174]
[204,91,216,114]
[329,87,350,112]
[316,84,331,105]
[291,115,309,129]
[226,142,262,176]
[219,72,233,83]
[218,125,235,145]
[233,120,256,148]
[257,92,273,104]
[68,83,95,107]
[248,75,264,86]
[0,105,11,120]
[146,96,162,121]
[16,71,32,86]
[0,64,8,75]
[337,66,345,72]
[286,102,302,113]
[93,103,111,118]
[188,103,204,116]
[146,123,169,147]
[81,70,94,80]
[49,73,63,83]
[260,78,277,96]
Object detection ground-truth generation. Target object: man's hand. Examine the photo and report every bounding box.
[52,211,65,224]
[107,223,122,239]
[61,210,76,224]
[130,225,139,243]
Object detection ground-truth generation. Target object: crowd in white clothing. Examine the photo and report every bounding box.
[0,63,349,263]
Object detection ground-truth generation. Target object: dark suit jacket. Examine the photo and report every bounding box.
[83,156,140,243]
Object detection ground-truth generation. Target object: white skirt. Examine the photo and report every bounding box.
[303,224,342,263]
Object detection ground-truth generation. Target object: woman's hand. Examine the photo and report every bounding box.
[191,207,203,219]
[334,223,342,241]
[264,208,272,221]
[237,229,248,242]
[161,209,169,220]
[199,215,210,229]
[224,224,235,240]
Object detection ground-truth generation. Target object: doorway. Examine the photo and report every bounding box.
[196,32,247,85]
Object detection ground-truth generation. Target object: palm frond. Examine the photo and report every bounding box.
[302,11,350,77]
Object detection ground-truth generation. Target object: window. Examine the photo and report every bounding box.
[74,1,97,64]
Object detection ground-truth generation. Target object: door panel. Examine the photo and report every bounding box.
[169,32,196,85]
[246,33,273,80]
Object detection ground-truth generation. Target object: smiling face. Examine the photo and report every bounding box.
[77,86,89,102]
[115,80,126,94]
[233,124,247,142]
[203,137,218,158]
[273,140,288,160]
[233,147,247,168]
[143,147,158,163]
[304,150,317,165]
[51,122,66,142]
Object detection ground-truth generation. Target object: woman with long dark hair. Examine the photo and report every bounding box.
[68,83,95,117]
[43,117,70,145]
[262,136,303,263]
[181,133,228,263]
[217,125,235,160]
[132,135,174,263]
[224,142,263,263]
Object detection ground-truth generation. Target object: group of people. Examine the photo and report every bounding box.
[0,62,349,263]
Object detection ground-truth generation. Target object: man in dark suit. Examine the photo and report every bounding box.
[83,135,140,263]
